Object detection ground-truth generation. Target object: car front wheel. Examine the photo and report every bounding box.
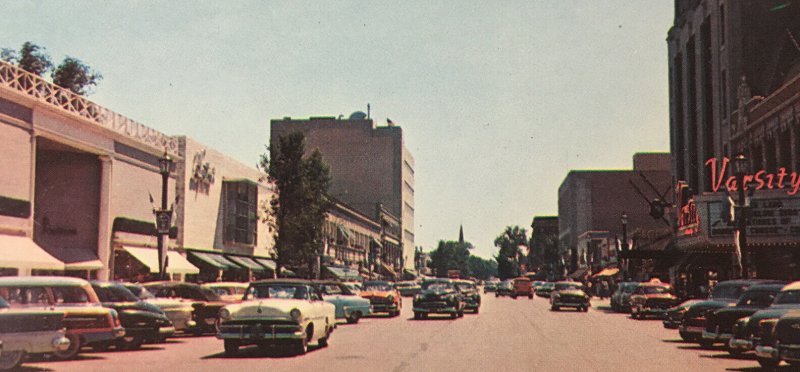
[117,334,144,350]
[0,350,24,371]
[347,312,361,324]
[756,356,779,369]
[52,333,81,360]
[224,340,240,356]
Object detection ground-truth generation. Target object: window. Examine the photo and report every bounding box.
[719,4,726,46]
[223,180,258,245]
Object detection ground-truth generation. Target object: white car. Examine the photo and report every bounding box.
[201,282,248,303]
[216,280,336,356]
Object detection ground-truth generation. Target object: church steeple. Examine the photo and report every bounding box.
[459,224,464,246]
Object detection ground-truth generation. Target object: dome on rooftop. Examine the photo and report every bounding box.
[349,111,367,120]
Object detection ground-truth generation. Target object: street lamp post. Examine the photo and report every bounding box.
[621,212,629,280]
[154,151,173,281]
[732,153,750,279]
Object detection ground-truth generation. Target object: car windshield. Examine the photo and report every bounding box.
[555,283,581,291]
[52,286,92,304]
[246,284,311,300]
[711,284,748,300]
[364,283,392,291]
[94,285,140,302]
[422,282,453,291]
[320,284,352,296]
[125,285,154,299]
[644,286,672,295]
[736,290,777,307]
[775,290,800,304]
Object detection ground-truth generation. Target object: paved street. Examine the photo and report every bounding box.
[18,294,786,372]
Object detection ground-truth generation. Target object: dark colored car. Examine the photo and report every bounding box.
[143,282,226,335]
[495,280,513,297]
[701,282,785,352]
[536,282,555,298]
[610,282,638,313]
[629,280,679,320]
[679,279,784,344]
[550,281,590,312]
[765,308,800,368]
[90,281,175,350]
[663,299,703,329]
[483,282,497,293]
[413,279,465,319]
[454,279,481,313]
[740,281,800,367]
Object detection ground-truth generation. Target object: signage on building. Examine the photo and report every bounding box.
[706,157,800,195]
[708,198,800,237]
[677,198,699,236]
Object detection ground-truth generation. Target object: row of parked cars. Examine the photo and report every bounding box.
[607,277,800,369]
[0,276,482,369]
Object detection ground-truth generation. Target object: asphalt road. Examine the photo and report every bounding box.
[18,293,792,372]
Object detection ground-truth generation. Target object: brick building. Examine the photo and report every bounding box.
[270,114,415,271]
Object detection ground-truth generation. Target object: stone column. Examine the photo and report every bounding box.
[28,132,36,237]
[97,155,113,280]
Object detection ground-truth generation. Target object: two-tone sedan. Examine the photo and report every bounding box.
[144,282,227,336]
[394,281,422,297]
[360,281,401,317]
[413,279,465,319]
[629,280,679,320]
[314,281,372,324]
[123,283,196,334]
[216,279,336,356]
[550,281,590,312]
[454,279,481,313]
[0,296,70,370]
[90,281,175,349]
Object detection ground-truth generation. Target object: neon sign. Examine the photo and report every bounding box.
[706,157,800,195]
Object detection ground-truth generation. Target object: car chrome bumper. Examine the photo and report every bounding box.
[728,337,753,351]
[0,330,71,354]
[341,305,372,319]
[702,330,733,342]
[755,345,779,360]
[552,301,588,308]
[413,306,457,314]
[216,324,304,341]
[679,325,704,335]
[780,344,800,362]
[663,320,681,329]
[371,304,399,313]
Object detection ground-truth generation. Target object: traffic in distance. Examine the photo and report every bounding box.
[3,274,800,370]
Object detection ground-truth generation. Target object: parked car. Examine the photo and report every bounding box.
[496,280,514,297]
[754,318,781,368]
[536,282,555,298]
[629,279,678,320]
[663,299,703,329]
[483,281,497,293]
[201,282,248,303]
[0,295,71,370]
[759,308,800,369]
[550,281,590,312]
[680,279,783,343]
[216,279,336,356]
[610,282,638,313]
[123,283,196,334]
[454,279,481,313]
[313,281,372,324]
[360,281,402,317]
[511,277,534,299]
[701,282,785,352]
[90,281,175,349]
[732,281,800,363]
[144,282,227,335]
[413,278,465,319]
[394,281,422,297]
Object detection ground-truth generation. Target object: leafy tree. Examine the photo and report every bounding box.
[260,132,332,278]
[52,57,102,96]
[467,255,497,280]
[428,240,471,278]
[494,225,528,279]
[17,42,52,76]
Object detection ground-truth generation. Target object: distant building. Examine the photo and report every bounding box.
[558,153,673,279]
[528,216,558,274]
[270,114,415,271]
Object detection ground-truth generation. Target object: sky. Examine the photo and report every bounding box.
[2,1,674,259]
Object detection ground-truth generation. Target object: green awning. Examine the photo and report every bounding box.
[325,265,361,281]
[254,257,276,271]
[187,251,241,270]
[226,255,267,272]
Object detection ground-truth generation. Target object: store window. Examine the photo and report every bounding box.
[223,180,258,245]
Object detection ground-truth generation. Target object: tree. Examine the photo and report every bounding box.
[467,255,497,280]
[260,132,332,278]
[494,225,528,280]
[52,57,102,96]
[17,42,52,76]
[428,240,471,278]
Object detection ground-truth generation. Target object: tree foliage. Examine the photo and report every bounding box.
[17,42,53,76]
[428,240,471,278]
[260,132,332,278]
[52,57,103,96]
[494,225,529,280]
[467,255,498,280]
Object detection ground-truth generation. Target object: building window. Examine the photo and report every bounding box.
[720,69,728,118]
[223,180,258,245]
[719,4,726,46]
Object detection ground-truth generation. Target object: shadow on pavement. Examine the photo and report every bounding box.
[725,366,797,372]
[699,352,754,361]
[677,344,726,352]
[202,344,324,360]
[662,338,694,344]
[407,316,457,321]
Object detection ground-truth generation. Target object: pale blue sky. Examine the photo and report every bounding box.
[2,1,673,259]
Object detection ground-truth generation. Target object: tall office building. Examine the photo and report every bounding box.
[270,113,415,270]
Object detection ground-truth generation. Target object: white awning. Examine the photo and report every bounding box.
[123,246,199,275]
[65,260,104,270]
[0,234,64,271]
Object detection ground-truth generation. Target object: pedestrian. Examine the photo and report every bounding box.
[601,280,610,299]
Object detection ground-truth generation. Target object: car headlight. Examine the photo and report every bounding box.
[387,295,394,303]
[219,308,231,320]
[109,309,121,327]
[414,294,422,302]
[290,308,302,321]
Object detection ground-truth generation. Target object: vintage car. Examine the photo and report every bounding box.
[536,282,555,298]
[550,281,590,312]
[394,281,422,297]
[732,281,800,361]
[360,281,401,317]
[313,281,372,324]
[701,282,785,351]
[413,279,465,319]
[0,276,124,360]
[216,279,336,356]
[201,282,249,303]
[629,280,679,320]
[610,282,639,313]
[144,281,227,335]
[483,281,497,293]
[511,277,533,299]
[90,281,174,349]
[454,279,481,313]
[759,308,800,369]
[495,280,514,297]
[0,295,71,370]
[662,299,703,329]
[755,317,781,368]
[123,283,196,334]
[679,279,783,343]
